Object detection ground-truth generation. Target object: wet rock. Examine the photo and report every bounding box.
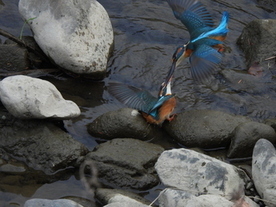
[0,44,29,72]
[155,148,244,200]
[237,19,276,68]
[18,0,113,78]
[164,110,250,148]
[0,119,88,174]
[0,163,26,173]
[252,139,276,206]
[88,108,164,140]
[227,121,276,158]
[84,138,164,190]
[0,75,80,119]
[24,198,83,207]
[96,188,150,207]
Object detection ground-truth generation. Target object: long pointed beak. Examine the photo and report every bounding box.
[158,60,175,97]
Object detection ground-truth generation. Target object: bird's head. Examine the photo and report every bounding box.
[172,41,190,66]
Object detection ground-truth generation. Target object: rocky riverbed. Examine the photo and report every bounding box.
[0,0,276,207]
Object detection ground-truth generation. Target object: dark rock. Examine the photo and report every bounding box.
[0,44,29,71]
[0,119,89,174]
[87,108,165,140]
[237,19,276,69]
[164,110,250,148]
[84,138,164,190]
[252,139,276,206]
[227,122,276,158]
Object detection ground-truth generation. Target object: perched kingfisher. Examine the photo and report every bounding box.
[108,74,176,125]
[167,0,229,83]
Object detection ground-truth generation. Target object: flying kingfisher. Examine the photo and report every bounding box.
[108,72,176,125]
[167,0,229,83]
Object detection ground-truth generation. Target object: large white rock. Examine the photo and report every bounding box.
[0,75,80,119]
[24,199,83,207]
[252,139,276,207]
[104,194,148,207]
[18,0,113,77]
[155,149,245,200]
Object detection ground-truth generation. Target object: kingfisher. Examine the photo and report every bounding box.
[167,0,229,83]
[108,74,176,125]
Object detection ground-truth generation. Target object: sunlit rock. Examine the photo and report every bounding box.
[84,138,164,190]
[252,139,276,207]
[96,188,150,207]
[24,198,84,207]
[0,75,80,119]
[155,148,245,200]
[227,122,276,158]
[164,110,250,148]
[158,188,258,207]
[18,0,113,78]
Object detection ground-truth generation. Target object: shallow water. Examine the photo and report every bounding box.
[0,0,276,206]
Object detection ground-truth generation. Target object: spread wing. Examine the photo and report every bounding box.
[167,0,214,38]
[108,83,158,114]
[189,43,222,82]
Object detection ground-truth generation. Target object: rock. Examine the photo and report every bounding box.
[252,139,276,207]
[227,121,276,158]
[0,75,81,119]
[24,198,83,207]
[0,119,88,174]
[155,148,244,200]
[158,187,259,207]
[103,195,148,207]
[0,44,29,72]
[96,188,150,207]
[18,0,113,78]
[237,19,276,68]
[88,108,165,140]
[0,163,26,173]
[164,110,250,148]
[84,138,164,189]
[158,188,196,207]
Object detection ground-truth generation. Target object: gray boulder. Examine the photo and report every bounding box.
[0,75,80,119]
[227,121,276,158]
[0,44,29,72]
[84,138,164,189]
[88,108,165,140]
[158,188,258,207]
[96,188,149,207]
[252,139,276,207]
[155,148,244,200]
[237,19,276,68]
[0,119,88,174]
[18,0,113,78]
[24,199,83,207]
[164,110,250,148]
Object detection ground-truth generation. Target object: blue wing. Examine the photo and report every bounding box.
[167,0,214,38]
[189,43,222,82]
[192,11,229,43]
[108,83,158,114]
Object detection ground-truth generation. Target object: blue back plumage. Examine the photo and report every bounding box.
[191,11,229,43]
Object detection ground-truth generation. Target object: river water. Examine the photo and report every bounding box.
[0,0,276,206]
